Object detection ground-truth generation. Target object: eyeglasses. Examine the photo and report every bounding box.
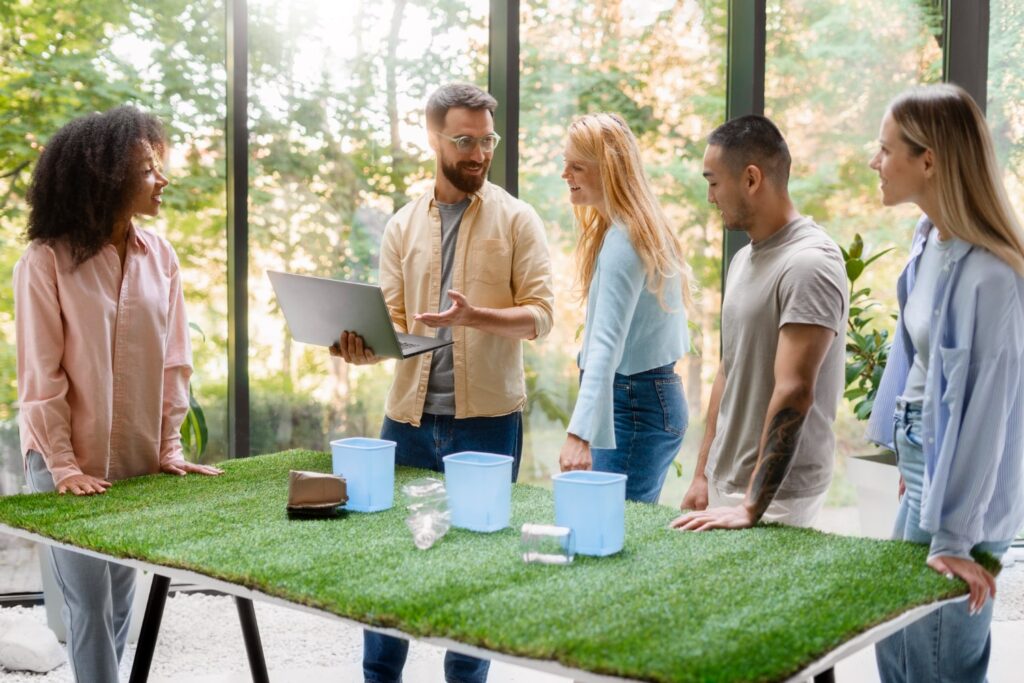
[436,132,501,153]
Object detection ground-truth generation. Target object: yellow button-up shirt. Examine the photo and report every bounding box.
[380,181,554,426]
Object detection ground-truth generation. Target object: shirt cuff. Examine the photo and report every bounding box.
[928,531,975,562]
[525,304,552,340]
[160,438,186,467]
[45,452,84,489]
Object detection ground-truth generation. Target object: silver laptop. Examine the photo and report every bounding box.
[267,271,453,359]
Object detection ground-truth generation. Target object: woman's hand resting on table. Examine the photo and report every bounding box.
[57,474,112,496]
[161,461,224,477]
[927,555,997,614]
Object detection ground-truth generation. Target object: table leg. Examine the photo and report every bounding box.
[235,596,270,683]
[128,573,171,683]
[813,668,836,683]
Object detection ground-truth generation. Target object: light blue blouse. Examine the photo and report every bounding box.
[567,225,689,449]
[867,216,1024,559]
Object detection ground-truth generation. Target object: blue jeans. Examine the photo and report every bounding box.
[26,451,136,683]
[875,400,1011,683]
[589,364,687,503]
[363,412,522,683]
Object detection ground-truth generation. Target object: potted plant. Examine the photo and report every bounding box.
[841,235,901,538]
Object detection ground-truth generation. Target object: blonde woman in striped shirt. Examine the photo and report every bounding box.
[867,84,1024,683]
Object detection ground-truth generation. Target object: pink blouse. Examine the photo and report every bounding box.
[14,226,192,487]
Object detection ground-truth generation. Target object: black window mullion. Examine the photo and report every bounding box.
[226,0,249,459]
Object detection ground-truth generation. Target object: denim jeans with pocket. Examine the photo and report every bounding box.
[362,411,522,683]
[875,399,1011,683]
[589,363,688,504]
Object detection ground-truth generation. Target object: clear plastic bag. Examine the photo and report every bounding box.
[401,477,451,550]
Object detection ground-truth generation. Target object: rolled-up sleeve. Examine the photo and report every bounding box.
[379,218,408,334]
[159,255,193,466]
[510,206,554,340]
[14,251,81,486]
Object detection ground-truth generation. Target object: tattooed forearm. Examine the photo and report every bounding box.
[748,407,806,521]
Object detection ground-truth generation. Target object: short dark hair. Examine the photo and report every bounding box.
[707,115,791,188]
[425,83,497,131]
[26,105,167,266]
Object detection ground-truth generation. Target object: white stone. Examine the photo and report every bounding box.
[0,615,66,673]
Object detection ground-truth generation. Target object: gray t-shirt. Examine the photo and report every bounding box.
[423,197,471,415]
[902,230,953,404]
[708,217,848,500]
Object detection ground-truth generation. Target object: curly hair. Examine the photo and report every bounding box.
[26,105,167,266]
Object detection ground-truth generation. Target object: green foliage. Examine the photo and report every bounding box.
[0,450,992,683]
[179,384,209,462]
[842,234,896,421]
[180,322,209,462]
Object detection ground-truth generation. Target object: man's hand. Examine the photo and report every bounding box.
[559,434,592,472]
[161,461,224,477]
[681,475,709,512]
[415,290,475,329]
[669,505,756,531]
[330,331,380,365]
[928,555,998,614]
[57,473,112,496]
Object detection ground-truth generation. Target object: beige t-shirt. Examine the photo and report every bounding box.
[708,217,848,500]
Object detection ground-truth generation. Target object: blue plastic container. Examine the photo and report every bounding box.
[442,452,514,532]
[330,437,396,512]
[552,471,627,556]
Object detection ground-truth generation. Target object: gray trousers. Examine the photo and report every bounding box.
[27,451,136,683]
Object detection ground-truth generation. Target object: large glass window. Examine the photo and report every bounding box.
[989,0,1024,542]
[764,0,943,530]
[989,0,1024,219]
[518,0,728,500]
[0,0,227,591]
[244,0,488,455]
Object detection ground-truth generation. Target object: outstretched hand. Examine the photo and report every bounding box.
[415,290,476,328]
[57,473,112,496]
[669,505,756,532]
[161,461,224,477]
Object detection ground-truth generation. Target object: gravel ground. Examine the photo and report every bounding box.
[0,558,1021,682]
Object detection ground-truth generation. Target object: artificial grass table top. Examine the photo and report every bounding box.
[0,450,987,683]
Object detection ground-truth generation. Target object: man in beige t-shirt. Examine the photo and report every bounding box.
[671,115,847,531]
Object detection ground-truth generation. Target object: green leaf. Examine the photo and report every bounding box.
[849,234,864,259]
[846,258,865,283]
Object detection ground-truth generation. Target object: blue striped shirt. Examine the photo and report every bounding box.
[867,216,1024,559]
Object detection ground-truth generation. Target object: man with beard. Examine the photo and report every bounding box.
[670,115,847,532]
[333,83,553,683]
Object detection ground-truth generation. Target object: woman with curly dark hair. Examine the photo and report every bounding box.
[14,105,222,682]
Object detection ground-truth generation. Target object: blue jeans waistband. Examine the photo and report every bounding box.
[893,397,922,428]
[614,363,677,381]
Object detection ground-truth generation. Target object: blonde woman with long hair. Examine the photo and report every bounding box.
[558,112,691,503]
[866,83,1024,683]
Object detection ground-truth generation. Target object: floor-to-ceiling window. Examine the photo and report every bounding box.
[243,0,488,456]
[0,0,228,593]
[516,0,728,499]
[764,0,943,526]
[988,0,1024,543]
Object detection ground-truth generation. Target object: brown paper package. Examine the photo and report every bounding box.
[287,470,348,508]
